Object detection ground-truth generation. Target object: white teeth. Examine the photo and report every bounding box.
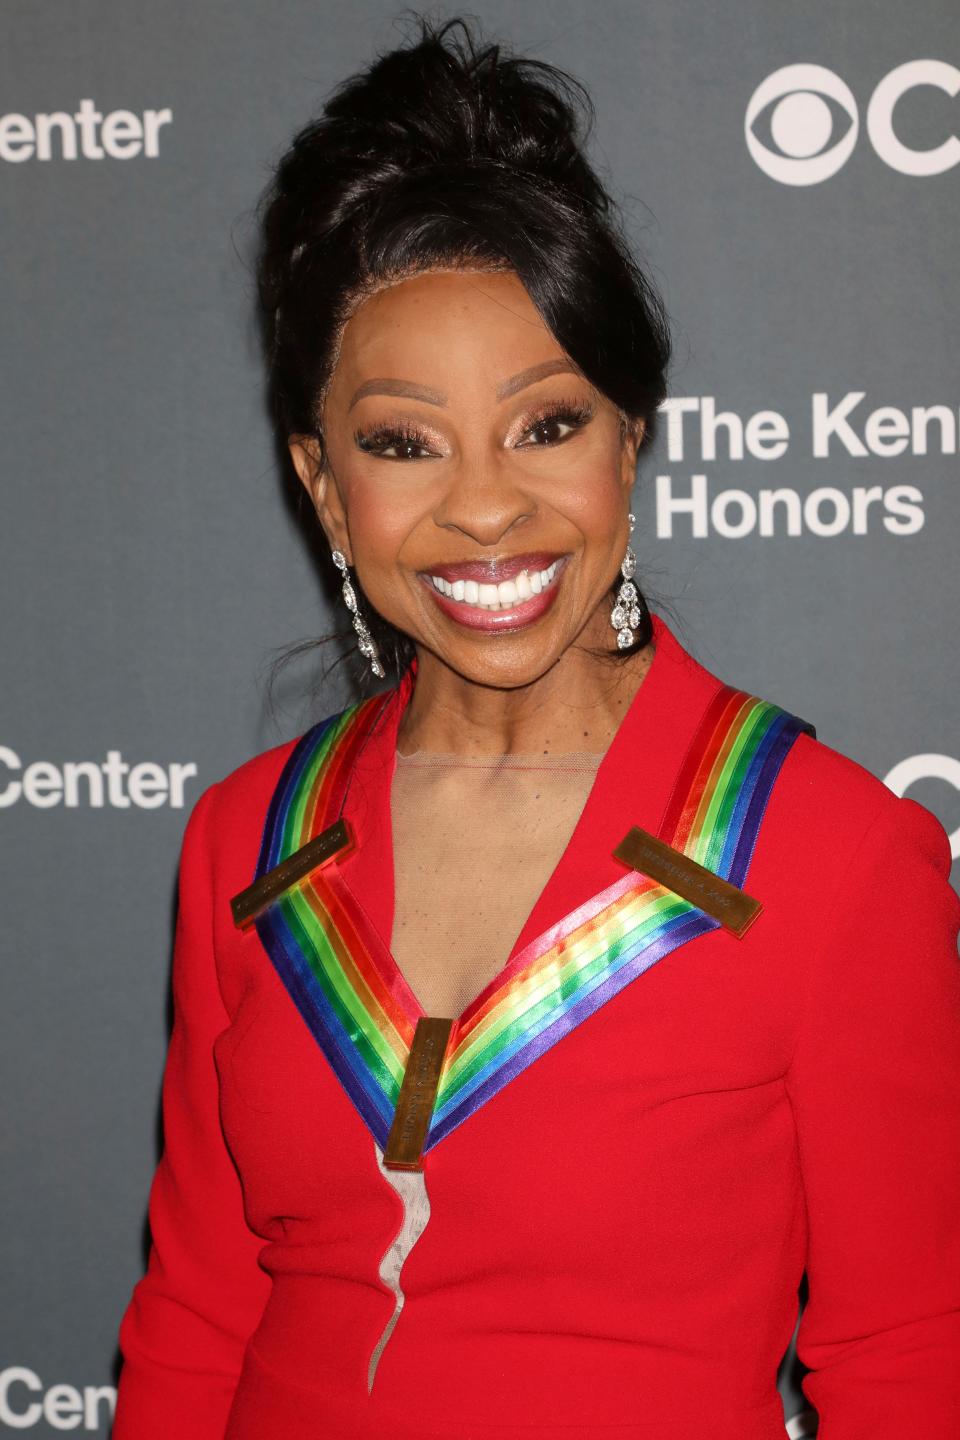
[427,561,563,611]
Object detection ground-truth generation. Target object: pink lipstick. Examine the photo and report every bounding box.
[419,553,569,632]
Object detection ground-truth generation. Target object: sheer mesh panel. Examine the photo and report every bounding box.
[389,749,604,1018]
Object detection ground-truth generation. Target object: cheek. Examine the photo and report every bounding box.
[547,456,627,539]
[527,420,627,520]
[342,469,421,551]
[340,470,427,603]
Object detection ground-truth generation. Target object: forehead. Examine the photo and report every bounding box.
[329,269,570,400]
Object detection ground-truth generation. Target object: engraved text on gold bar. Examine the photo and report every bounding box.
[613,826,762,938]
[383,1017,454,1172]
[230,818,354,931]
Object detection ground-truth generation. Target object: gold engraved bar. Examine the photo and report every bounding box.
[230,818,354,931]
[613,826,762,938]
[383,1017,454,1172]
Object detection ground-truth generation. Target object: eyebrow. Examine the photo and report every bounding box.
[347,358,581,411]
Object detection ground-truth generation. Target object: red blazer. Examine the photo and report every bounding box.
[113,613,960,1439]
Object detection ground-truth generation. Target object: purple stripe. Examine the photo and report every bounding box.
[255,714,342,878]
[427,908,716,1150]
[719,710,786,876]
[255,907,393,1148]
[245,684,815,1161]
[728,713,808,889]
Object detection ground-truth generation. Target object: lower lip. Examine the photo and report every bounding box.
[420,563,567,632]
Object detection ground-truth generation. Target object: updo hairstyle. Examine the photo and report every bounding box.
[256,13,672,687]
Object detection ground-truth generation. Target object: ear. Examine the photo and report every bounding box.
[620,416,645,493]
[288,435,352,561]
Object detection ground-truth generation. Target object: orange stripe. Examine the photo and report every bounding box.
[671,690,749,851]
[298,873,414,1057]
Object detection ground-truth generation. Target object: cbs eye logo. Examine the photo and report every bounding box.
[746,60,960,184]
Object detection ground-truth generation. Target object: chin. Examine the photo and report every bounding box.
[432,630,571,690]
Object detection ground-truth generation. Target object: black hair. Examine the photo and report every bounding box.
[255,12,672,698]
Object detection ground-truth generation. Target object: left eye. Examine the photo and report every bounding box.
[517,407,591,448]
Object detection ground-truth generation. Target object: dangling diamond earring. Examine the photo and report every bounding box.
[330,549,385,679]
[610,512,642,650]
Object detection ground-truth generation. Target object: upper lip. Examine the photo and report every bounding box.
[422,551,566,583]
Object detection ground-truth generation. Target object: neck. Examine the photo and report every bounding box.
[396,609,656,759]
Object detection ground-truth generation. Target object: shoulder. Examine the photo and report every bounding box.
[660,615,946,863]
[706,682,958,981]
[762,712,953,886]
[178,705,353,893]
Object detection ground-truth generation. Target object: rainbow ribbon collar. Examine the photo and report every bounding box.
[249,681,814,1156]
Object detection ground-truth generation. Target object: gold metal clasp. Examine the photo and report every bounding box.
[382,1017,455,1172]
[613,826,762,938]
[230,817,354,931]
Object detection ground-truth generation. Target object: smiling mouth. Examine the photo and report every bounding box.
[424,557,562,611]
[417,552,569,632]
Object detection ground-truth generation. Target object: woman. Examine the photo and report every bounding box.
[113,17,960,1440]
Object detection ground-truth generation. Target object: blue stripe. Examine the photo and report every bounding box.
[246,688,815,1159]
[255,907,394,1147]
[431,899,703,1130]
[257,709,351,876]
[429,908,717,1149]
[716,709,786,876]
[728,713,806,889]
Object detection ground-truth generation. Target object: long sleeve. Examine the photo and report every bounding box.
[786,793,960,1438]
[113,782,271,1438]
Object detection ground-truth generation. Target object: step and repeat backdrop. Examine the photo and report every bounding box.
[1,1,957,1435]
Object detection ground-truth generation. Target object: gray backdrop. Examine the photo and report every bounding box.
[2,3,957,1435]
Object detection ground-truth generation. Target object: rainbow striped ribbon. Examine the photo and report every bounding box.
[251,681,814,1155]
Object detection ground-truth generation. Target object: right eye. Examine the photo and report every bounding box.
[354,424,439,461]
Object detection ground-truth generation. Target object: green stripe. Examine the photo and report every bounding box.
[694,701,772,870]
[279,889,404,1098]
[707,701,778,865]
[439,888,691,1102]
[282,709,356,859]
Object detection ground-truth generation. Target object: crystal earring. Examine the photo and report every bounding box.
[610,512,642,650]
[330,549,385,679]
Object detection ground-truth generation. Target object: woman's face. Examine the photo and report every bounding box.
[289,268,642,690]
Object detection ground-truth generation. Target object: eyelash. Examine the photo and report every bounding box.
[353,398,595,461]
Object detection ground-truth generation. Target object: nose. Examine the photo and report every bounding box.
[432,456,536,549]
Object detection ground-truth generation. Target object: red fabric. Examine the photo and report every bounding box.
[113,614,960,1439]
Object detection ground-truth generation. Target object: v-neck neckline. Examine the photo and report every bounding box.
[335,611,696,1028]
[247,611,816,1157]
